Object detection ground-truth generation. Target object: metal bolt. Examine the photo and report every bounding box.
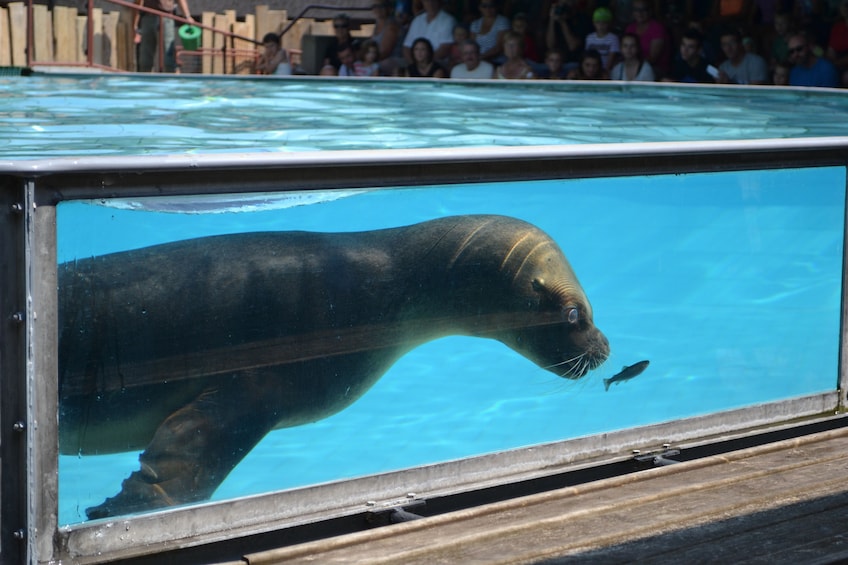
[365,500,376,507]
[10,203,23,214]
[632,449,641,455]
[10,312,24,324]
[662,443,671,449]
[12,421,25,432]
[13,529,25,540]
[406,493,416,499]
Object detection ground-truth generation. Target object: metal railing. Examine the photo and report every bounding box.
[21,0,372,73]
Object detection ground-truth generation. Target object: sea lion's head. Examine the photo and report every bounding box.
[481,221,609,379]
[498,273,609,379]
[435,215,609,379]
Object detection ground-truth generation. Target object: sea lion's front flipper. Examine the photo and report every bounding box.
[86,382,277,520]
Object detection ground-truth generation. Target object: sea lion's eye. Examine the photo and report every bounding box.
[565,307,579,324]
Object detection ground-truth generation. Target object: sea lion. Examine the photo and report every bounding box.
[58,214,609,519]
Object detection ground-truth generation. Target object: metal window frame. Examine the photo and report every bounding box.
[1,138,847,564]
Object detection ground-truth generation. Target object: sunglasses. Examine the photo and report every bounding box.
[788,45,805,54]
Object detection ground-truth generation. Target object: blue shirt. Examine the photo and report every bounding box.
[790,57,839,88]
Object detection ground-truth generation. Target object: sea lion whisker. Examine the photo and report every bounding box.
[543,352,585,371]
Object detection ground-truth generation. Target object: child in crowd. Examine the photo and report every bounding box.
[769,12,793,65]
[772,61,790,84]
[447,25,470,71]
[256,32,291,75]
[511,12,540,62]
[355,40,381,76]
[537,48,568,78]
[584,7,620,71]
[567,49,608,79]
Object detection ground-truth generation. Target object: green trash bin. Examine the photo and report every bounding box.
[179,25,201,51]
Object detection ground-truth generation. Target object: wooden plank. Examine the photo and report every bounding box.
[0,6,11,66]
[91,8,104,66]
[254,5,271,42]
[102,12,119,69]
[201,11,214,74]
[311,19,333,36]
[33,4,53,63]
[8,2,26,67]
[75,16,87,64]
[116,20,130,70]
[284,18,312,56]
[223,9,236,73]
[352,23,374,38]
[232,19,252,75]
[115,4,135,71]
[53,6,79,63]
[211,13,228,74]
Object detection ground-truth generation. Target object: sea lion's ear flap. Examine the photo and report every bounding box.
[531,278,556,308]
[532,278,546,292]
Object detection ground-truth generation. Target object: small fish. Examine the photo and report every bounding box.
[604,360,650,391]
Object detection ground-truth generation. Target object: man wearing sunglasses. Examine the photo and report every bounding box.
[788,32,840,88]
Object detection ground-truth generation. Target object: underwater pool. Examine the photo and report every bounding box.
[2,73,843,526]
[1,74,848,158]
[56,166,845,524]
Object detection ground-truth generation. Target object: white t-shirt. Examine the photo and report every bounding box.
[450,60,494,79]
[718,52,768,84]
[470,15,511,55]
[584,32,620,69]
[403,10,457,51]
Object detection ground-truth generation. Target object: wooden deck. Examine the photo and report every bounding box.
[232,426,848,564]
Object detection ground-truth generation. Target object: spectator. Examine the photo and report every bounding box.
[323,14,361,73]
[567,48,609,78]
[134,0,195,72]
[788,31,840,86]
[625,0,671,75]
[610,31,656,80]
[767,12,794,66]
[371,1,404,75]
[256,32,292,75]
[402,37,448,76]
[537,48,568,78]
[717,29,769,84]
[664,28,717,82]
[336,44,357,76]
[495,30,536,77]
[585,7,621,71]
[470,0,512,62]
[447,25,471,70]
[403,0,457,64]
[355,40,381,76]
[827,0,848,76]
[511,12,540,62]
[450,39,496,77]
[772,60,791,83]
[546,0,593,68]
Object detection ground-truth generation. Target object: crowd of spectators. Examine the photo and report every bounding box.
[259,0,848,87]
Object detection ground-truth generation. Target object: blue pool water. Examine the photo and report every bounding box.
[1,74,848,158]
[57,167,845,524]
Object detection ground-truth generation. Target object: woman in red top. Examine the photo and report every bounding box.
[827,0,848,78]
[624,0,670,75]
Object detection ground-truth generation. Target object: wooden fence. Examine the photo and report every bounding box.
[0,2,373,73]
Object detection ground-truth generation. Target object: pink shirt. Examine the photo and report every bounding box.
[625,19,670,73]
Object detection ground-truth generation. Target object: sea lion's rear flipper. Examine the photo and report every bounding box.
[86,382,276,520]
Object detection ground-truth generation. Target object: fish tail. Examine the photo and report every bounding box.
[604,378,611,392]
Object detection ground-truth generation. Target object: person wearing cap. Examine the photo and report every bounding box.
[585,7,620,71]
